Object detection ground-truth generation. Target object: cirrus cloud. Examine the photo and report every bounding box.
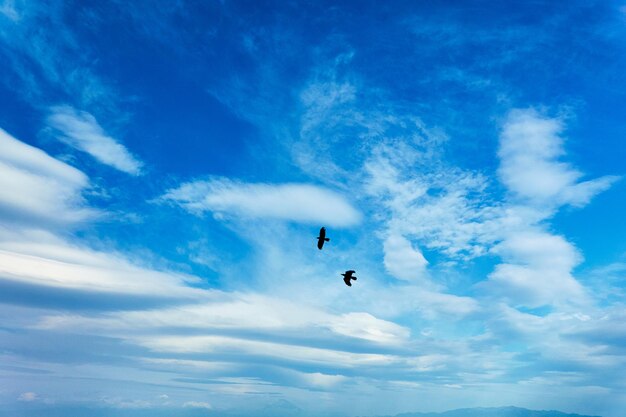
[0,127,96,226]
[160,177,362,227]
[47,105,143,175]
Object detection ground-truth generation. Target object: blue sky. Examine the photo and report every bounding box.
[1,1,626,416]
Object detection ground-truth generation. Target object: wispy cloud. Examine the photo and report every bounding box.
[47,106,143,175]
[364,140,501,262]
[0,1,122,114]
[0,127,96,225]
[0,129,200,308]
[0,235,202,301]
[183,401,212,409]
[161,177,361,227]
[0,0,19,21]
[17,392,38,402]
[38,292,411,347]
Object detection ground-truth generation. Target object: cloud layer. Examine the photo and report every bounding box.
[1,2,625,416]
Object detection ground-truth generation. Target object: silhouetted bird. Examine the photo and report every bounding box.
[341,270,357,286]
[317,227,330,250]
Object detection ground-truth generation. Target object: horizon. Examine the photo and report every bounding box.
[0,403,605,417]
[1,1,626,417]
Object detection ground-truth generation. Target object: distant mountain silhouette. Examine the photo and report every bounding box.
[1,404,600,417]
[384,406,600,417]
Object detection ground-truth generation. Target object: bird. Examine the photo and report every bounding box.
[341,270,357,286]
[317,227,330,250]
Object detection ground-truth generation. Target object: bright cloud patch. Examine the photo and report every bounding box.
[383,235,428,282]
[328,312,411,344]
[0,128,95,225]
[364,141,500,261]
[47,106,143,175]
[17,392,38,402]
[38,293,411,347]
[131,334,399,368]
[498,109,619,207]
[0,238,202,299]
[161,178,361,226]
[486,231,588,307]
[183,401,212,409]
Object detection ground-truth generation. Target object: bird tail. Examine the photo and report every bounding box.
[325,238,329,241]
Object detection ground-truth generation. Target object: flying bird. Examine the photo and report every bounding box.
[317,227,330,250]
[341,270,357,286]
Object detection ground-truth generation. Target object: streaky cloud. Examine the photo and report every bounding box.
[47,105,143,175]
[161,177,362,227]
[0,233,203,301]
[0,127,96,225]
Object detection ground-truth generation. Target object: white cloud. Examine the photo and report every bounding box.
[0,228,202,299]
[296,371,347,389]
[2,8,625,413]
[294,73,448,188]
[183,401,212,409]
[328,312,410,344]
[495,231,582,271]
[383,234,428,282]
[0,127,96,225]
[485,231,588,307]
[498,108,619,207]
[132,334,404,369]
[364,141,501,261]
[0,128,207,336]
[300,80,357,121]
[161,177,361,227]
[483,304,626,378]
[18,392,38,402]
[411,289,480,318]
[479,109,619,309]
[47,106,143,175]
[38,291,411,347]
